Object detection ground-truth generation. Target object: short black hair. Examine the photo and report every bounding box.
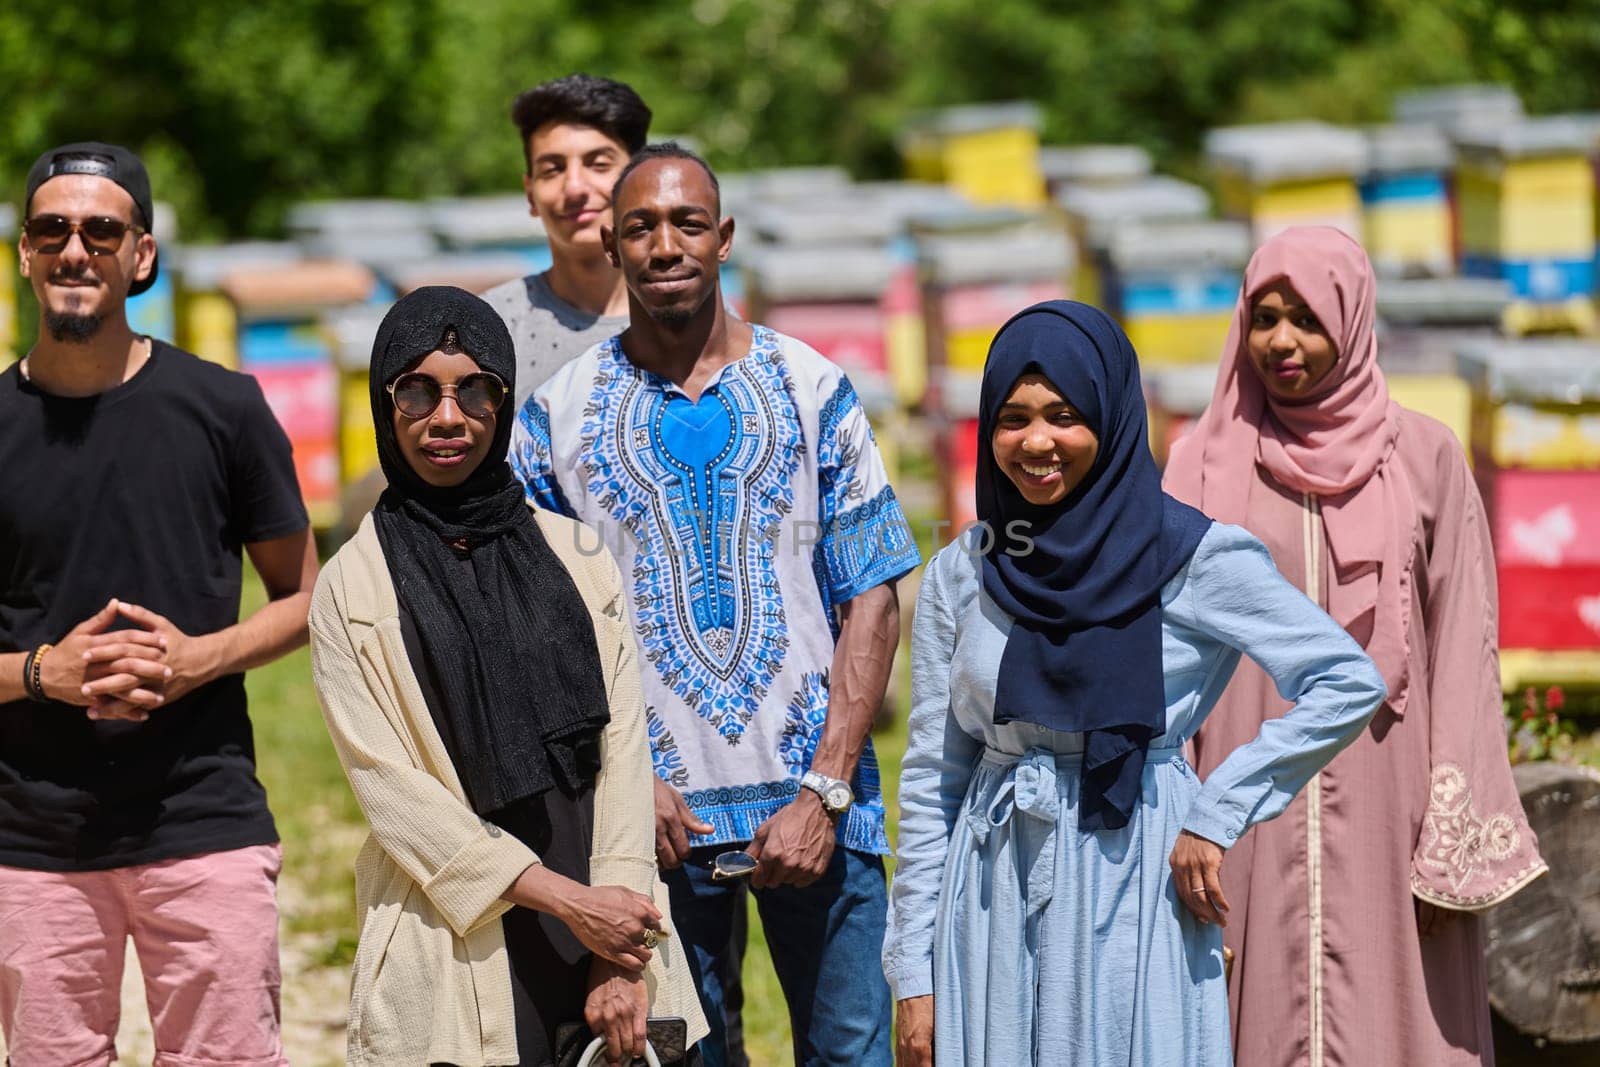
[611,142,721,216]
[511,74,651,172]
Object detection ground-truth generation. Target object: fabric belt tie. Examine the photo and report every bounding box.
[966,745,1188,917]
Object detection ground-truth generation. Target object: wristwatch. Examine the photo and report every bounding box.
[800,770,854,820]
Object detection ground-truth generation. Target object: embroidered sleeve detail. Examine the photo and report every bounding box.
[1412,763,1548,909]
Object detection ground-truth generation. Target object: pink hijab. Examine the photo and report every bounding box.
[1165,226,1414,715]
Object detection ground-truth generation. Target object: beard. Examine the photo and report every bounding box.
[45,310,105,343]
[646,304,695,327]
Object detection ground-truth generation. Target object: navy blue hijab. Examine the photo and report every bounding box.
[977,301,1211,832]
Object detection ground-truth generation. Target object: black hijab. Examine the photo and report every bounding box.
[369,286,609,812]
[977,301,1211,832]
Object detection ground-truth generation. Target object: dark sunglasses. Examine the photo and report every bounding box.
[386,370,508,420]
[23,215,143,255]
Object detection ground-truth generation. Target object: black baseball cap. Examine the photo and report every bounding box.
[24,141,158,296]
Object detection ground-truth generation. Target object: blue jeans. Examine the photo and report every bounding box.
[664,845,892,1067]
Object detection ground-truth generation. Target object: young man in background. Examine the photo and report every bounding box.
[483,73,651,410]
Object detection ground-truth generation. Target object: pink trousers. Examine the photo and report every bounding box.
[0,843,287,1067]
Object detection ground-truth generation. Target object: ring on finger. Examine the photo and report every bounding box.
[641,928,659,950]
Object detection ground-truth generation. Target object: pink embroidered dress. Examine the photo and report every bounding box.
[1165,228,1546,1066]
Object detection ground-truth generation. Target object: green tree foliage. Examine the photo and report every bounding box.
[2,0,1597,238]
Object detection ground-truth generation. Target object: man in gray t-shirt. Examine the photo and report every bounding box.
[481,271,628,411]
[486,74,649,411]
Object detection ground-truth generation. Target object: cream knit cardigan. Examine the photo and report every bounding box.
[309,506,708,1066]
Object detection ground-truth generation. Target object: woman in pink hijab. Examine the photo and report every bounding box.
[1165,227,1546,1066]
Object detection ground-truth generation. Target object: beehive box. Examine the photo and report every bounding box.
[1395,84,1524,141]
[914,213,1073,418]
[1145,362,1221,468]
[1490,469,1600,650]
[1376,277,1512,452]
[1455,118,1597,332]
[1455,338,1600,471]
[323,303,391,489]
[1099,220,1251,367]
[1038,144,1152,196]
[1362,125,1455,278]
[743,244,898,415]
[1205,121,1367,243]
[221,259,378,529]
[1057,177,1212,309]
[900,102,1046,208]
[0,206,15,364]
[173,243,309,370]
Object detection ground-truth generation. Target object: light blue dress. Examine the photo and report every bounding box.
[882,523,1386,1066]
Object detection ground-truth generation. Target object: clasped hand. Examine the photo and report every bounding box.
[38,599,207,722]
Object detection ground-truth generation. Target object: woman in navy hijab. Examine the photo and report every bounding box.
[882,301,1386,1066]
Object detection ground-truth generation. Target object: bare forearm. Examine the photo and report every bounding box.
[503,861,576,922]
[0,651,29,704]
[811,583,900,781]
[195,591,312,684]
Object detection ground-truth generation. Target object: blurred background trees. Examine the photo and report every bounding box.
[3,0,1598,239]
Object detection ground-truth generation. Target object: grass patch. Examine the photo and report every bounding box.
[242,576,363,965]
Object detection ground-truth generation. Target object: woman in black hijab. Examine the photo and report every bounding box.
[310,287,706,1066]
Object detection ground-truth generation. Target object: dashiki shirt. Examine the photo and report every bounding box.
[509,326,920,854]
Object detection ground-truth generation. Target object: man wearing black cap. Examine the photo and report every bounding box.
[0,142,316,1065]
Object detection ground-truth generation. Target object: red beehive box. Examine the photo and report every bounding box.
[245,360,341,525]
[939,417,981,535]
[761,302,888,380]
[1491,469,1600,650]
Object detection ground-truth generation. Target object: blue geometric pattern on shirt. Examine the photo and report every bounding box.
[683,776,890,854]
[777,670,830,778]
[578,329,798,744]
[810,377,920,636]
[646,706,689,789]
[816,484,919,608]
[815,376,867,529]
[513,397,575,516]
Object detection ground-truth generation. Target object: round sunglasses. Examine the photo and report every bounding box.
[23,215,143,256]
[386,371,508,420]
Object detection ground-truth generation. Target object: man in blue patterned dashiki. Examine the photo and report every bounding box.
[509,143,918,1067]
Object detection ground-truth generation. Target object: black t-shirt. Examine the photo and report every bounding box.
[0,342,309,871]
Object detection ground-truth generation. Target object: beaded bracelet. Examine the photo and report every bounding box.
[23,642,52,702]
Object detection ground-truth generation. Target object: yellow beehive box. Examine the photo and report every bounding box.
[885,311,926,409]
[1387,373,1472,453]
[1482,401,1600,468]
[1363,201,1453,274]
[1206,122,1367,242]
[1456,156,1595,259]
[340,372,380,484]
[867,407,907,488]
[1216,173,1363,226]
[1499,649,1600,693]
[1124,311,1235,367]
[1500,296,1597,338]
[0,242,15,365]
[178,291,240,369]
[901,102,1046,208]
[945,325,999,373]
[1454,118,1597,259]
[1457,337,1600,467]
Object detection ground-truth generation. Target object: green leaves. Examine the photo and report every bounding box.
[2,0,1596,238]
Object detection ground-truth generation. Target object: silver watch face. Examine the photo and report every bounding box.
[824,783,852,812]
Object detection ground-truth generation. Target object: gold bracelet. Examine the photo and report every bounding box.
[26,642,53,702]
